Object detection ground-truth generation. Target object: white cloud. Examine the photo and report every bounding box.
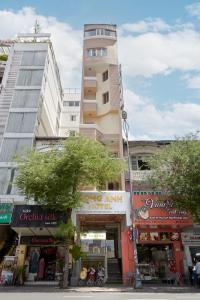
[185,74,200,89]
[119,29,200,77]
[124,89,200,140]
[0,7,199,139]
[0,7,82,87]
[120,18,171,33]
[186,2,200,18]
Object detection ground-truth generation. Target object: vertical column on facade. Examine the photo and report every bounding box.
[121,223,135,285]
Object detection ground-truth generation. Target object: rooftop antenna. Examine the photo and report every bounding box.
[34,20,41,34]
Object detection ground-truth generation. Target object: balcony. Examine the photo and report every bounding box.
[84,76,97,88]
[100,133,120,145]
[83,99,97,115]
[80,123,102,141]
[125,170,151,181]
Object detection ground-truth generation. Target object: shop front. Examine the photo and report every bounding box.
[10,205,67,282]
[132,195,193,283]
[0,201,16,270]
[181,229,200,280]
[73,191,131,284]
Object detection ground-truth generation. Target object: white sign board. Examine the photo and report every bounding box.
[74,191,131,226]
[181,232,200,243]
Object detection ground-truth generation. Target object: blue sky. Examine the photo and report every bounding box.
[0,0,199,140]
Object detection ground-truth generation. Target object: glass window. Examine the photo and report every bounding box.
[84,29,116,37]
[87,48,107,57]
[12,90,40,108]
[6,112,36,133]
[75,101,80,106]
[102,70,108,81]
[131,155,151,170]
[70,115,76,121]
[17,70,43,86]
[0,138,33,162]
[21,51,46,66]
[69,130,76,136]
[85,30,96,37]
[102,91,109,104]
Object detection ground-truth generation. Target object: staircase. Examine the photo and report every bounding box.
[107,258,122,284]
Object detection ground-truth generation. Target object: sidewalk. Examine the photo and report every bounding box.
[67,284,200,293]
[0,284,200,293]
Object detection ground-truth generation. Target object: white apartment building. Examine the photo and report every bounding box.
[0,33,63,197]
[59,88,80,137]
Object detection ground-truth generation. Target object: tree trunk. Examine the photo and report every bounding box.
[62,239,70,288]
[62,208,72,288]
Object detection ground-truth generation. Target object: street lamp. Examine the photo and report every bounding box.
[122,110,142,289]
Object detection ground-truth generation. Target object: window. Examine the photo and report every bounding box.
[12,90,40,108]
[70,115,76,121]
[102,92,109,104]
[131,155,151,171]
[102,70,108,82]
[85,29,96,37]
[63,101,80,107]
[0,167,17,194]
[17,70,43,86]
[6,112,37,133]
[0,138,33,162]
[87,48,107,57]
[69,130,76,137]
[84,29,116,37]
[21,51,46,66]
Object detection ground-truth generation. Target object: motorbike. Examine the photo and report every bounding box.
[86,267,96,286]
[96,266,105,286]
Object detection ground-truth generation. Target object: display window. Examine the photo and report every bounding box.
[138,231,180,243]
[25,246,65,282]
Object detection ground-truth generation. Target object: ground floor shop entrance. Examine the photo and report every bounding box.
[26,246,59,281]
[137,244,175,282]
[78,215,123,284]
[136,228,184,283]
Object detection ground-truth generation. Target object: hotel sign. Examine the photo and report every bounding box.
[75,191,131,225]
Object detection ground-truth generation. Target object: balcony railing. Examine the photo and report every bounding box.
[125,170,151,181]
[84,76,97,88]
[83,99,97,114]
[80,123,102,141]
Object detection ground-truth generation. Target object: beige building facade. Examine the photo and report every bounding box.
[80,24,124,190]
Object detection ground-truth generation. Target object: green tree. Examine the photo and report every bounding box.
[15,136,124,287]
[148,132,200,221]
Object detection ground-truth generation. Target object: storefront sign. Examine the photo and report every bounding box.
[75,191,131,225]
[0,203,13,224]
[20,236,58,245]
[80,232,106,240]
[11,205,67,227]
[133,195,192,226]
[181,232,200,242]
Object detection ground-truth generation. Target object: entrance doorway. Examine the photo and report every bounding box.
[80,225,122,283]
[137,244,175,282]
[27,246,57,281]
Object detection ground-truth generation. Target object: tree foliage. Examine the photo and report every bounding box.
[148,132,200,221]
[15,135,124,211]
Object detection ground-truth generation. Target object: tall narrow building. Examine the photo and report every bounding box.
[80,24,124,190]
[74,24,132,285]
